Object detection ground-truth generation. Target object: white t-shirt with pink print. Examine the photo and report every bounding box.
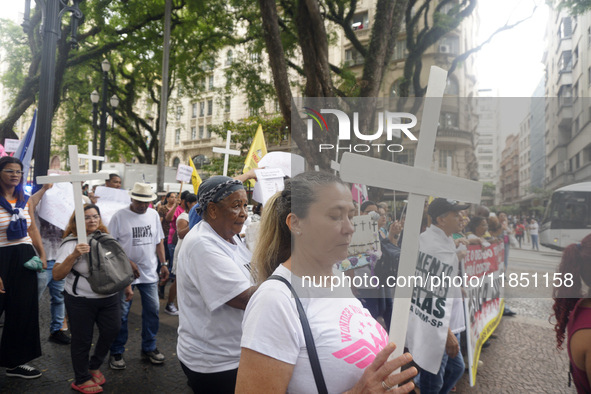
[241,264,388,394]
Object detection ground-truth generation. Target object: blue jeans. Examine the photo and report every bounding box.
[36,260,66,333]
[531,234,539,251]
[419,333,464,394]
[110,282,160,354]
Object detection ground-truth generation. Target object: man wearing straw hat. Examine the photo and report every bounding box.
[107,183,169,370]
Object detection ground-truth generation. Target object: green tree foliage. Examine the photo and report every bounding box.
[0,0,234,164]
[556,0,591,15]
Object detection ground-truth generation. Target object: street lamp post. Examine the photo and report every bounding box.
[23,0,84,184]
[90,59,119,171]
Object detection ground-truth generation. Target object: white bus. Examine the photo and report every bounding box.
[540,182,591,250]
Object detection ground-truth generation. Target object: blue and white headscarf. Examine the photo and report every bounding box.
[195,176,244,216]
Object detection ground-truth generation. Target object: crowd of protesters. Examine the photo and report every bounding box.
[0,155,587,394]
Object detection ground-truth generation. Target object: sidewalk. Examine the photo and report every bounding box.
[0,279,575,393]
[0,286,190,393]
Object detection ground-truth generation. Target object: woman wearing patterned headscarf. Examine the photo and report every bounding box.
[176,176,258,393]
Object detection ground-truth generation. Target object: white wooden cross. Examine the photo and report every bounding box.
[212,130,240,176]
[37,145,109,244]
[339,66,483,363]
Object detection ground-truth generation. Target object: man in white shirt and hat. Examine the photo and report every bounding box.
[108,183,169,370]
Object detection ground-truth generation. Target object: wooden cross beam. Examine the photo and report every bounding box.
[339,66,483,364]
[37,145,109,244]
[212,130,240,176]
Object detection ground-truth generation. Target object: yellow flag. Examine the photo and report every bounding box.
[243,124,267,187]
[189,158,202,193]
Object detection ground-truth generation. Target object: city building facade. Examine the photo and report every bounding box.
[543,9,591,189]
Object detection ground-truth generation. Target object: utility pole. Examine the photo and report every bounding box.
[157,0,172,191]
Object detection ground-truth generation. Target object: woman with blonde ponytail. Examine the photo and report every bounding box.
[237,171,417,394]
[552,233,591,393]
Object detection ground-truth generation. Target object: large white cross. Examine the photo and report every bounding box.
[212,130,240,176]
[37,145,109,244]
[339,66,483,363]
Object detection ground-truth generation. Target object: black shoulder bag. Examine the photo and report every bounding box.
[268,275,328,394]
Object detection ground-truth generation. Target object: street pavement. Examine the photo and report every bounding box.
[0,244,579,393]
[0,285,191,394]
[455,244,576,393]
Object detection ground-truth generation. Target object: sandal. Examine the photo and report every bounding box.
[71,381,103,393]
[90,370,106,385]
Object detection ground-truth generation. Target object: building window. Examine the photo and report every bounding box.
[559,50,572,73]
[199,126,204,139]
[439,150,454,169]
[576,152,581,168]
[345,48,364,66]
[176,106,183,121]
[396,148,415,165]
[574,115,580,134]
[444,78,459,95]
[225,96,231,113]
[209,75,214,90]
[192,103,197,118]
[177,86,183,98]
[440,112,459,128]
[249,106,259,117]
[439,36,460,54]
[352,12,369,30]
[390,80,414,98]
[172,157,180,167]
[226,50,233,66]
[250,52,260,63]
[200,102,205,117]
[205,126,210,138]
[559,17,572,40]
[558,84,573,107]
[588,27,591,48]
[207,99,213,116]
[392,39,407,61]
[573,46,579,66]
[175,129,181,145]
[191,126,196,140]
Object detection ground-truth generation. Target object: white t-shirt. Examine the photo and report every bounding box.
[241,265,389,394]
[108,206,164,284]
[176,220,253,373]
[56,239,113,299]
[529,222,539,235]
[172,212,189,274]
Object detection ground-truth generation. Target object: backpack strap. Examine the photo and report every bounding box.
[267,275,328,394]
[70,270,81,295]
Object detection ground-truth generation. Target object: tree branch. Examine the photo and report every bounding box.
[448,4,536,75]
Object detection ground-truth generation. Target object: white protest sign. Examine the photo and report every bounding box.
[4,139,20,153]
[338,67,483,369]
[95,186,131,227]
[258,151,305,178]
[252,168,285,205]
[38,180,75,230]
[176,164,193,183]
